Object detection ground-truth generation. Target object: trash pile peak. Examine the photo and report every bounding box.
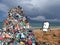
[3,6,30,31]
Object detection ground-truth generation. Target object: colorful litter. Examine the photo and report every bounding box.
[0,6,36,45]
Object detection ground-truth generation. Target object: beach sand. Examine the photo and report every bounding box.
[33,28,60,45]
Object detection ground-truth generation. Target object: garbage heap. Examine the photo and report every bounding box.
[3,6,30,31]
[1,6,36,45]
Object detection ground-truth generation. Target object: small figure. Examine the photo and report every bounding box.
[43,22,49,32]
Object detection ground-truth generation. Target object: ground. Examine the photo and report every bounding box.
[33,28,60,45]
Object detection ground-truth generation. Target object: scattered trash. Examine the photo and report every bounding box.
[0,6,36,45]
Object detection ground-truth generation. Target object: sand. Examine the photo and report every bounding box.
[33,28,60,45]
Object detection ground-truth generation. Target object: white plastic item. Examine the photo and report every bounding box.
[3,27,6,31]
[26,24,30,29]
[32,42,36,45]
[43,22,49,32]
[21,33,25,38]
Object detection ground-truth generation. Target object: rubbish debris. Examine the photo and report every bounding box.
[0,6,36,45]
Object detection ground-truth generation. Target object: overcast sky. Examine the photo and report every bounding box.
[0,0,60,22]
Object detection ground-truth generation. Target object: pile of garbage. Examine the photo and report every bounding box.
[0,6,36,45]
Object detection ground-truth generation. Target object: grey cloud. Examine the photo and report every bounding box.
[30,15,60,22]
[0,0,60,21]
[0,3,9,12]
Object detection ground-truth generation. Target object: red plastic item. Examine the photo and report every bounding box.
[27,40,32,45]
[0,37,4,40]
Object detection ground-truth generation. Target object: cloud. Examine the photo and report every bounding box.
[0,3,9,21]
[1,0,19,8]
[20,0,60,10]
[30,16,60,22]
[1,0,60,12]
[1,0,60,10]
[0,3,9,12]
[30,16,46,21]
[0,0,60,21]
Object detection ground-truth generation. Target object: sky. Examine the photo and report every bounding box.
[0,0,60,22]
